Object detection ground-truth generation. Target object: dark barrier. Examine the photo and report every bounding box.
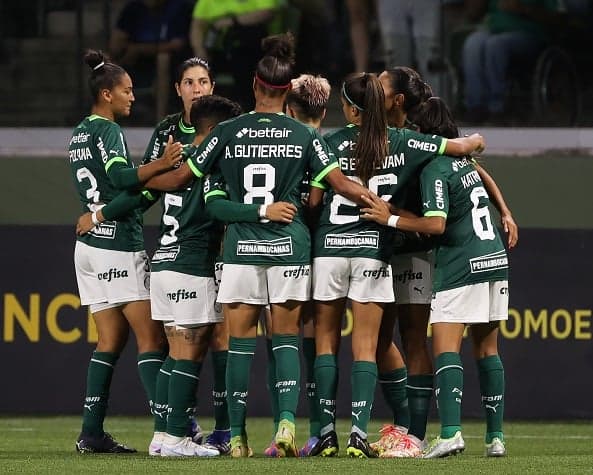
[1,226,592,418]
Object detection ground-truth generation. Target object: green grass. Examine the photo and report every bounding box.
[1,417,592,473]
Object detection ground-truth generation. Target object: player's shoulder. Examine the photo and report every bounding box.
[323,123,356,144]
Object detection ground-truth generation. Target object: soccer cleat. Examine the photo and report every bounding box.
[75,432,137,454]
[230,435,254,458]
[380,433,424,458]
[188,417,204,444]
[263,439,279,457]
[369,424,407,454]
[161,436,219,457]
[346,432,378,458]
[275,419,298,457]
[204,429,231,455]
[148,432,164,456]
[299,436,320,457]
[422,431,465,458]
[485,437,506,457]
[309,431,339,457]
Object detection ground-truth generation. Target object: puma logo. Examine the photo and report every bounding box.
[237,400,247,406]
[83,404,95,412]
[413,286,424,294]
[485,403,500,413]
[352,410,362,421]
[323,408,335,418]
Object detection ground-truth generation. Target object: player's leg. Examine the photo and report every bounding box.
[263,306,280,456]
[471,279,509,457]
[346,299,383,458]
[371,303,409,456]
[299,300,321,456]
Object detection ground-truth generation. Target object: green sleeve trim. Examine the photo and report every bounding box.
[438,138,447,155]
[312,161,340,184]
[425,210,447,218]
[187,158,204,178]
[310,180,327,190]
[141,190,156,201]
[105,156,127,172]
[204,189,227,202]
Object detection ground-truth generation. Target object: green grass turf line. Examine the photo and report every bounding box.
[0,417,592,473]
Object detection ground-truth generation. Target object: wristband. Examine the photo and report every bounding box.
[258,205,268,219]
[387,215,399,229]
[91,211,101,226]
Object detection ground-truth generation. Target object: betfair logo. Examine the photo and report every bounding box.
[235,127,292,139]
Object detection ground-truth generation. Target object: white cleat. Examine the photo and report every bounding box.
[161,436,220,457]
[148,432,164,456]
[485,437,506,457]
[381,433,425,458]
[422,431,465,459]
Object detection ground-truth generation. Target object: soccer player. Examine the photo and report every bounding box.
[68,49,182,454]
[138,32,371,458]
[309,72,487,458]
[361,96,510,458]
[370,67,518,458]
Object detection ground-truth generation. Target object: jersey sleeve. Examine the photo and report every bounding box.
[186,125,228,178]
[204,169,260,223]
[401,128,447,165]
[307,130,339,186]
[420,162,449,218]
[96,123,141,190]
[142,126,163,164]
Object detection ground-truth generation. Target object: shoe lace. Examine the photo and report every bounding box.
[395,435,417,451]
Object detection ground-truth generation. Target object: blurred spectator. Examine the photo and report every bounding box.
[462,0,560,123]
[190,0,282,110]
[345,0,377,72]
[110,0,193,121]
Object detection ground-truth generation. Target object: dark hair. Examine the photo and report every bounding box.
[413,97,459,139]
[286,74,331,121]
[84,49,127,101]
[176,57,214,85]
[342,72,388,184]
[190,95,243,135]
[254,32,296,97]
[382,66,432,114]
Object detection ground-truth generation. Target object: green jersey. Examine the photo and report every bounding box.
[313,124,446,261]
[142,112,195,164]
[189,111,338,265]
[151,145,223,277]
[420,156,509,292]
[68,114,143,251]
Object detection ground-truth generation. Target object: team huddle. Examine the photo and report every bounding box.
[68,31,517,460]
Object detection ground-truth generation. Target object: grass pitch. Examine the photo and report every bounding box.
[1,417,592,473]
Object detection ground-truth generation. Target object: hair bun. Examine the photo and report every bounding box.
[260,32,295,65]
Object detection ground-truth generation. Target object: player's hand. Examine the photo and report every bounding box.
[501,213,518,249]
[162,135,183,168]
[360,192,392,226]
[76,212,95,236]
[470,133,486,154]
[265,201,297,223]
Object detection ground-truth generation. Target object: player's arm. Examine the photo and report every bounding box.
[360,192,445,235]
[444,133,485,156]
[322,168,370,206]
[76,189,158,235]
[474,162,518,248]
[306,182,326,229]
[107,135,183,190]
[143,162,194,191]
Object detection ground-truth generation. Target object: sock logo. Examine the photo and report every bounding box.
[352,410,362,421]
[485,403,500,413]
[452,387,463,404]
[83,396,100,412]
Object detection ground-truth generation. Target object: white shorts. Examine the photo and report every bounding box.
[74,241,150,312]
[214,261,224,317]
[217,263,311,304]
[312,257,394,303]
[430,280,509,325]
[391,251,433,305]
[151,270,221,326]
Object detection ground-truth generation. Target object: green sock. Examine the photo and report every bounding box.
[266,338,280,434]
[227,337,256,438]
[302,337,320,437]
[137,351,165,414]
[314,354,338,435]
[211,350,230,430]
[167,359,202,437]
[378,367,410,429]
[477,355,505,443]
[351,361,377,438]
[81,351,119,436]
[272,334,300,424]
[154,356,175,432]
[407,374,433,440]
[435,352,463,439]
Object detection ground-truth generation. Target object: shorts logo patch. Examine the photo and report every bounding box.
[362,266,390,279]
[469,250,508,273]
[324,231,379,249]
[97,268,128,282]
[236,237,293,256]
[152,245,181,263]
[167,289,197,302]
[283,265,310,279]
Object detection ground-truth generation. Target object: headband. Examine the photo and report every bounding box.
[342,82,364,111]
[93,61,105,71]
[255,74,291,90]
